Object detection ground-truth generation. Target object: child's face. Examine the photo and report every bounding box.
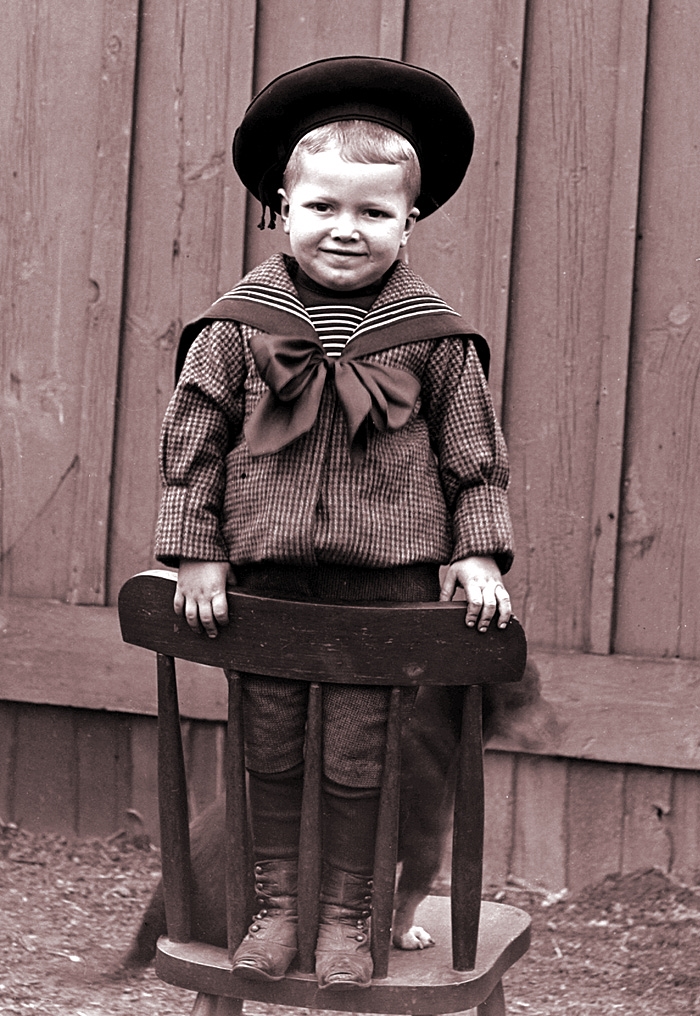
[278,147,419,291]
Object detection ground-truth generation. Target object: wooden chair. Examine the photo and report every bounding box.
[118,570,531,1016]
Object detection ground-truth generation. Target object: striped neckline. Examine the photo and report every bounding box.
[212,281,461,348]
[306,304,368,357]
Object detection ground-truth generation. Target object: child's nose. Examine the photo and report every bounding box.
[330,213,360,241]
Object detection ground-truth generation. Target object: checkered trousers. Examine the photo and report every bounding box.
[236,562,440,787]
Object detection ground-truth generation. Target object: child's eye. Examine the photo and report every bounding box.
[365,208,389,219]
[308,202,331,213]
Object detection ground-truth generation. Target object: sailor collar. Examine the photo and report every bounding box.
[175,253,489,382]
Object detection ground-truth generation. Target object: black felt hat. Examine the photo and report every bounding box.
[233,55,475,227]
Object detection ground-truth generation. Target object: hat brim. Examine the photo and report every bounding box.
[233,56,474,219]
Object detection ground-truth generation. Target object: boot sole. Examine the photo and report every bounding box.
[318,978,372,991]
[232,962,287,982]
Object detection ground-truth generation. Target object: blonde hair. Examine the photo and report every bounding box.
[283,120,421,206]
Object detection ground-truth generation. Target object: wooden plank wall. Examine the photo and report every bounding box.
[2,0,700,888]
[3,699,699,893]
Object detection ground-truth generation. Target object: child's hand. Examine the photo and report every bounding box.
[174,560,235,638]
[439,556,511,632]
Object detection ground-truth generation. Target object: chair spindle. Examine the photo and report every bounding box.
[224,672,252,957]
[451,683,485,970]
[297,682,323,972]
[157,652,192,942]
[370,685,404,979]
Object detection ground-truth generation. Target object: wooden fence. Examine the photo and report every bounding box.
[2,0,700,889]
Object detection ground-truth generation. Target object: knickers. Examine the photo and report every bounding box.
[236,562,439,787]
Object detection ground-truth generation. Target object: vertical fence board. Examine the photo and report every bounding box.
[567,760,625,893]
[217,0,257,293]
[403,0,526,416]
[129,715,160,845]
[76,710,132,837]
[0,704,18,822]
[483,751,515,887]
[68,0,140,605]
[12,706,77,834]
[621,767,673,875]
[504,2,640,649]
[511,755,568,890]
[378,0,407,60]
[587,0,649,653]
[669,772,700,885]
[614,0,700,660]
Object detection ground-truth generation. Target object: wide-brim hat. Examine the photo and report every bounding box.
[233,55,474,226]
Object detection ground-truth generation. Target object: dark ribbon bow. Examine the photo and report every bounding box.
[244,334,421,460]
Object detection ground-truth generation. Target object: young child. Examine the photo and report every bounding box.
[155,56,514,990]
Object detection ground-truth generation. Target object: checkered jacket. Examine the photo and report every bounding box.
[155,254,514,573]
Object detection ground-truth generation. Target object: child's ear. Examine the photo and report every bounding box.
[278,188,291,234]
[400,207,420,247]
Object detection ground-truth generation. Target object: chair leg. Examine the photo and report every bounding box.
[476,979,506,1016]
[191,994,243,1016]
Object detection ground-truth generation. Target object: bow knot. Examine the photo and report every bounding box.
[244,334,420,460]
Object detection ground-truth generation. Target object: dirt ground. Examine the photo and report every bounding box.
[1,822,699,1016]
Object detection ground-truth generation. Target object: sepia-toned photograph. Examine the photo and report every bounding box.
[2,2,698,1013]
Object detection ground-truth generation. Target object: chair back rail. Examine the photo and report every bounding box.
[118,571,527,977]
[119,572,527,686]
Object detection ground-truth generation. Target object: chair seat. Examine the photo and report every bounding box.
[156,898,531,1015]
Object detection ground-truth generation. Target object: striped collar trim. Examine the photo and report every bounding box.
[213,259,461,340]
[212,283,311,327]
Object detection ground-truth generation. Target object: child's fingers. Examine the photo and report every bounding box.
[212,590,229,628]
[464,578,485,628]
[494,583,512,629]
[196,599,222,639]
[479,584,499,632]
[438,567,457,602]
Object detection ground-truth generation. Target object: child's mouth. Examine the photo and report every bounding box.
[321,248,365,258]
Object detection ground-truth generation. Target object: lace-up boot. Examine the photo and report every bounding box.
[231,859,298,981]
[315,863,373,990]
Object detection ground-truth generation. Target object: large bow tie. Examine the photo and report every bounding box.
[244,334,421,460]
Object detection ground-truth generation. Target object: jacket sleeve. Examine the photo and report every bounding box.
[155,320,246,566]
[423,337,514,573]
